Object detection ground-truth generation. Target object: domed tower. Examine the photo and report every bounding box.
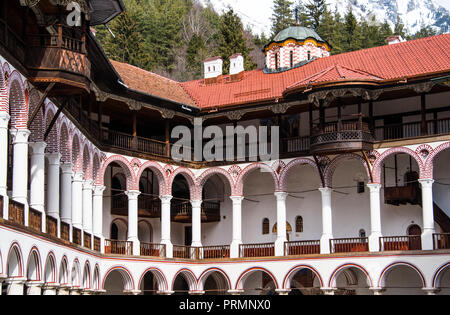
[264,26,331,72]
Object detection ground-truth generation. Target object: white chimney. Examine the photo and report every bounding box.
[204,57,223,79]
[386,35,406,45]
[229,53,244,75]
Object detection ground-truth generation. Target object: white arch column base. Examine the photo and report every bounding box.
[25,281,43,295]
[274,192,288,256]
[42,284,59,295]
[5,278,26,295]
[319,188,333,254]
[419,179,435,250]
[230,196,244,259]
[160,195,173,258]
[367,184,383,252]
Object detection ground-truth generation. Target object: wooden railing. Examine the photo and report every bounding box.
[140,243,166,258]
[433,234,450,250]
[138,137,167,157]
[173,245,195,259]
[8,200,24,226]
[281,136,310,154]
[94,237,101,252]
[374,118,450,141]
[72,227,82,246]
[138,195,161,217]
[46,216,58,238]
[104,240,133,256]
[379,236,422,251]
[198,245,230,259]
[29,208,42,232]
[239,243,275,258]
[83,232,92,249]
[285,240,321,256]
[105,130,134,151]
[60,222,70,242]
[330,238,369,253]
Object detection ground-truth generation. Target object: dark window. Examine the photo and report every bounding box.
[290,51,294,68]
[111,223,118,240]
[296,216,303,233]
[359,229,366,238]
[357,182,365,194]
[263,218,270,235]
[307,51,311,60]
[275,53,279,70]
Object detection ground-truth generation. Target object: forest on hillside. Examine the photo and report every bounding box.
[95,0,441,82]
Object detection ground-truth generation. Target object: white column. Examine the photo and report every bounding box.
[274,192,288,256]
[5,278,26,295]
[0,113,9,220]
[93,185,106,253]
[319,187,333,254]
[191,200,202,248]
[82,180,93,234]
[10,129,31,224]
[419,179,435,250]
[25,282,43,295]
[60,163,73,225]
[71,172,84,230]
[46,153,61,221]
[367,184,382,252]
[42,284,59,295]
[160,195,173,258]
[125,190,141,256]
[29,142,47,232]
[230,196,244,258]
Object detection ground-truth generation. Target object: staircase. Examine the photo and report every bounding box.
[434,203,450,233]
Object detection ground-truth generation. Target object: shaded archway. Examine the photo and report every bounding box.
[139,268,168,295]
[283,265,323,295]
[82,262,91,290]
[329,264,372,295]
[236,267,278,295]
[172,269,197,295]
[44,253,57,284]
[71,259,81,289]
[378,262,426,295]
[7,243,23,278]
[198,268,231,295]
[103,266,134,295]
[26,248,42,282]
[59,256,69,285]
[433,263,450,295]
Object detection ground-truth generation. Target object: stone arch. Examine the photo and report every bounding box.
[59,121,71,163]
[96,155,136,191]
[92,152,101,183]
[28,89,44,142]
[71,259,81,288]
[283,265,324,289]
[0,61,6,112]
[92,264,101,291]
[82,144,92,180]
[26,247,42,282]
[197,167,236,196]
[424,141,450,179]
[198,268,232,292]
[138,267,168,293]
[377,262,426,288]
[44,106,60,153]
[172,268,198,292]
[44,252,57,284]
[102,266,135,292]
[372,147,424,184]
[432,262,450,289]
[235,267,279,291]
[167,168,198,200]
[6,71,28,129]
[325,154,372,187]
[328,263,373,288]
[82,261,91,289]
[236,162,279,196]
[135,161,168,194]
[279,158,320,191]
[72,133,82,173]
[59,256,69,285]
[7,242,24,278]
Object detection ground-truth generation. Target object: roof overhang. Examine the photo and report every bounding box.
[89,0,125,26]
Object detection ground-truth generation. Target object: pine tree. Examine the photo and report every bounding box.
[271,0,295,39]
[394,14,407,38]
[304,0,326,30]
[316,5,334,44]
[215,7,256,73]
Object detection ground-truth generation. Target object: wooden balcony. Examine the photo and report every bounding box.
[105,240,133,256]
[28,208,42,232]
[433,234,450,250]
[239,243,275,258]
[384,184,421,206]
[171,201,221,223]
[198,245,230,260]
[8,200,24,226]
[330,237,369,253]
[72,227,82,246]
[25,26,91,91]
[380,236,422,251]
[310,120,374,154]
[46,216,58,238]
[140,243,166,258]
[83,232,92,250]
[60,222,70,243]
[173,245,196,259]
[94,236,101,252]
[285,240,321,256]
[111,195,161,218]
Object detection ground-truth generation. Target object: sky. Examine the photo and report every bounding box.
[201,0,450,35]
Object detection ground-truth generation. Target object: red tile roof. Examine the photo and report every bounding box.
[111,34,450,110]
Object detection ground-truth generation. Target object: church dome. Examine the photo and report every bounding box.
[273,26,325,43]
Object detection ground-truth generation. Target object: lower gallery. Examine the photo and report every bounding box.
[1,0,450,296]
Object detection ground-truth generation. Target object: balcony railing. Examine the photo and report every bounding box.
[379,236,422,251]
[285,240,321,256]
[330,237,369,253]
[29,208,42,232]
[72,227,82,246]
[374,118,450,141]
[94,237,101,252]
[8,200,24,226]
[171,201,221,223]
[198,245,230,260]
[60,222,70,242]
[239,243,275,258]
[84,232,92,250]
[433,234,450,250]
[280,136,310,154]
[104,240,133,256]
[46,216,58,238]
[140,243,166,258]
[173,245,196,259]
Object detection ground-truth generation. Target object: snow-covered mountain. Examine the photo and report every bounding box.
[200,0,450,36]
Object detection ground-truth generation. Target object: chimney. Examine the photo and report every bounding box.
[229,53,244,75]
[204,57,223,79]
[386,35,406,45]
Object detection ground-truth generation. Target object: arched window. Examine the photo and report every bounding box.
[307,51,311,60]
[296,216,303,233]
[290,51,294,68]
[275,53,279,70]
[359,229,366,238]
[262,218,270,235]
